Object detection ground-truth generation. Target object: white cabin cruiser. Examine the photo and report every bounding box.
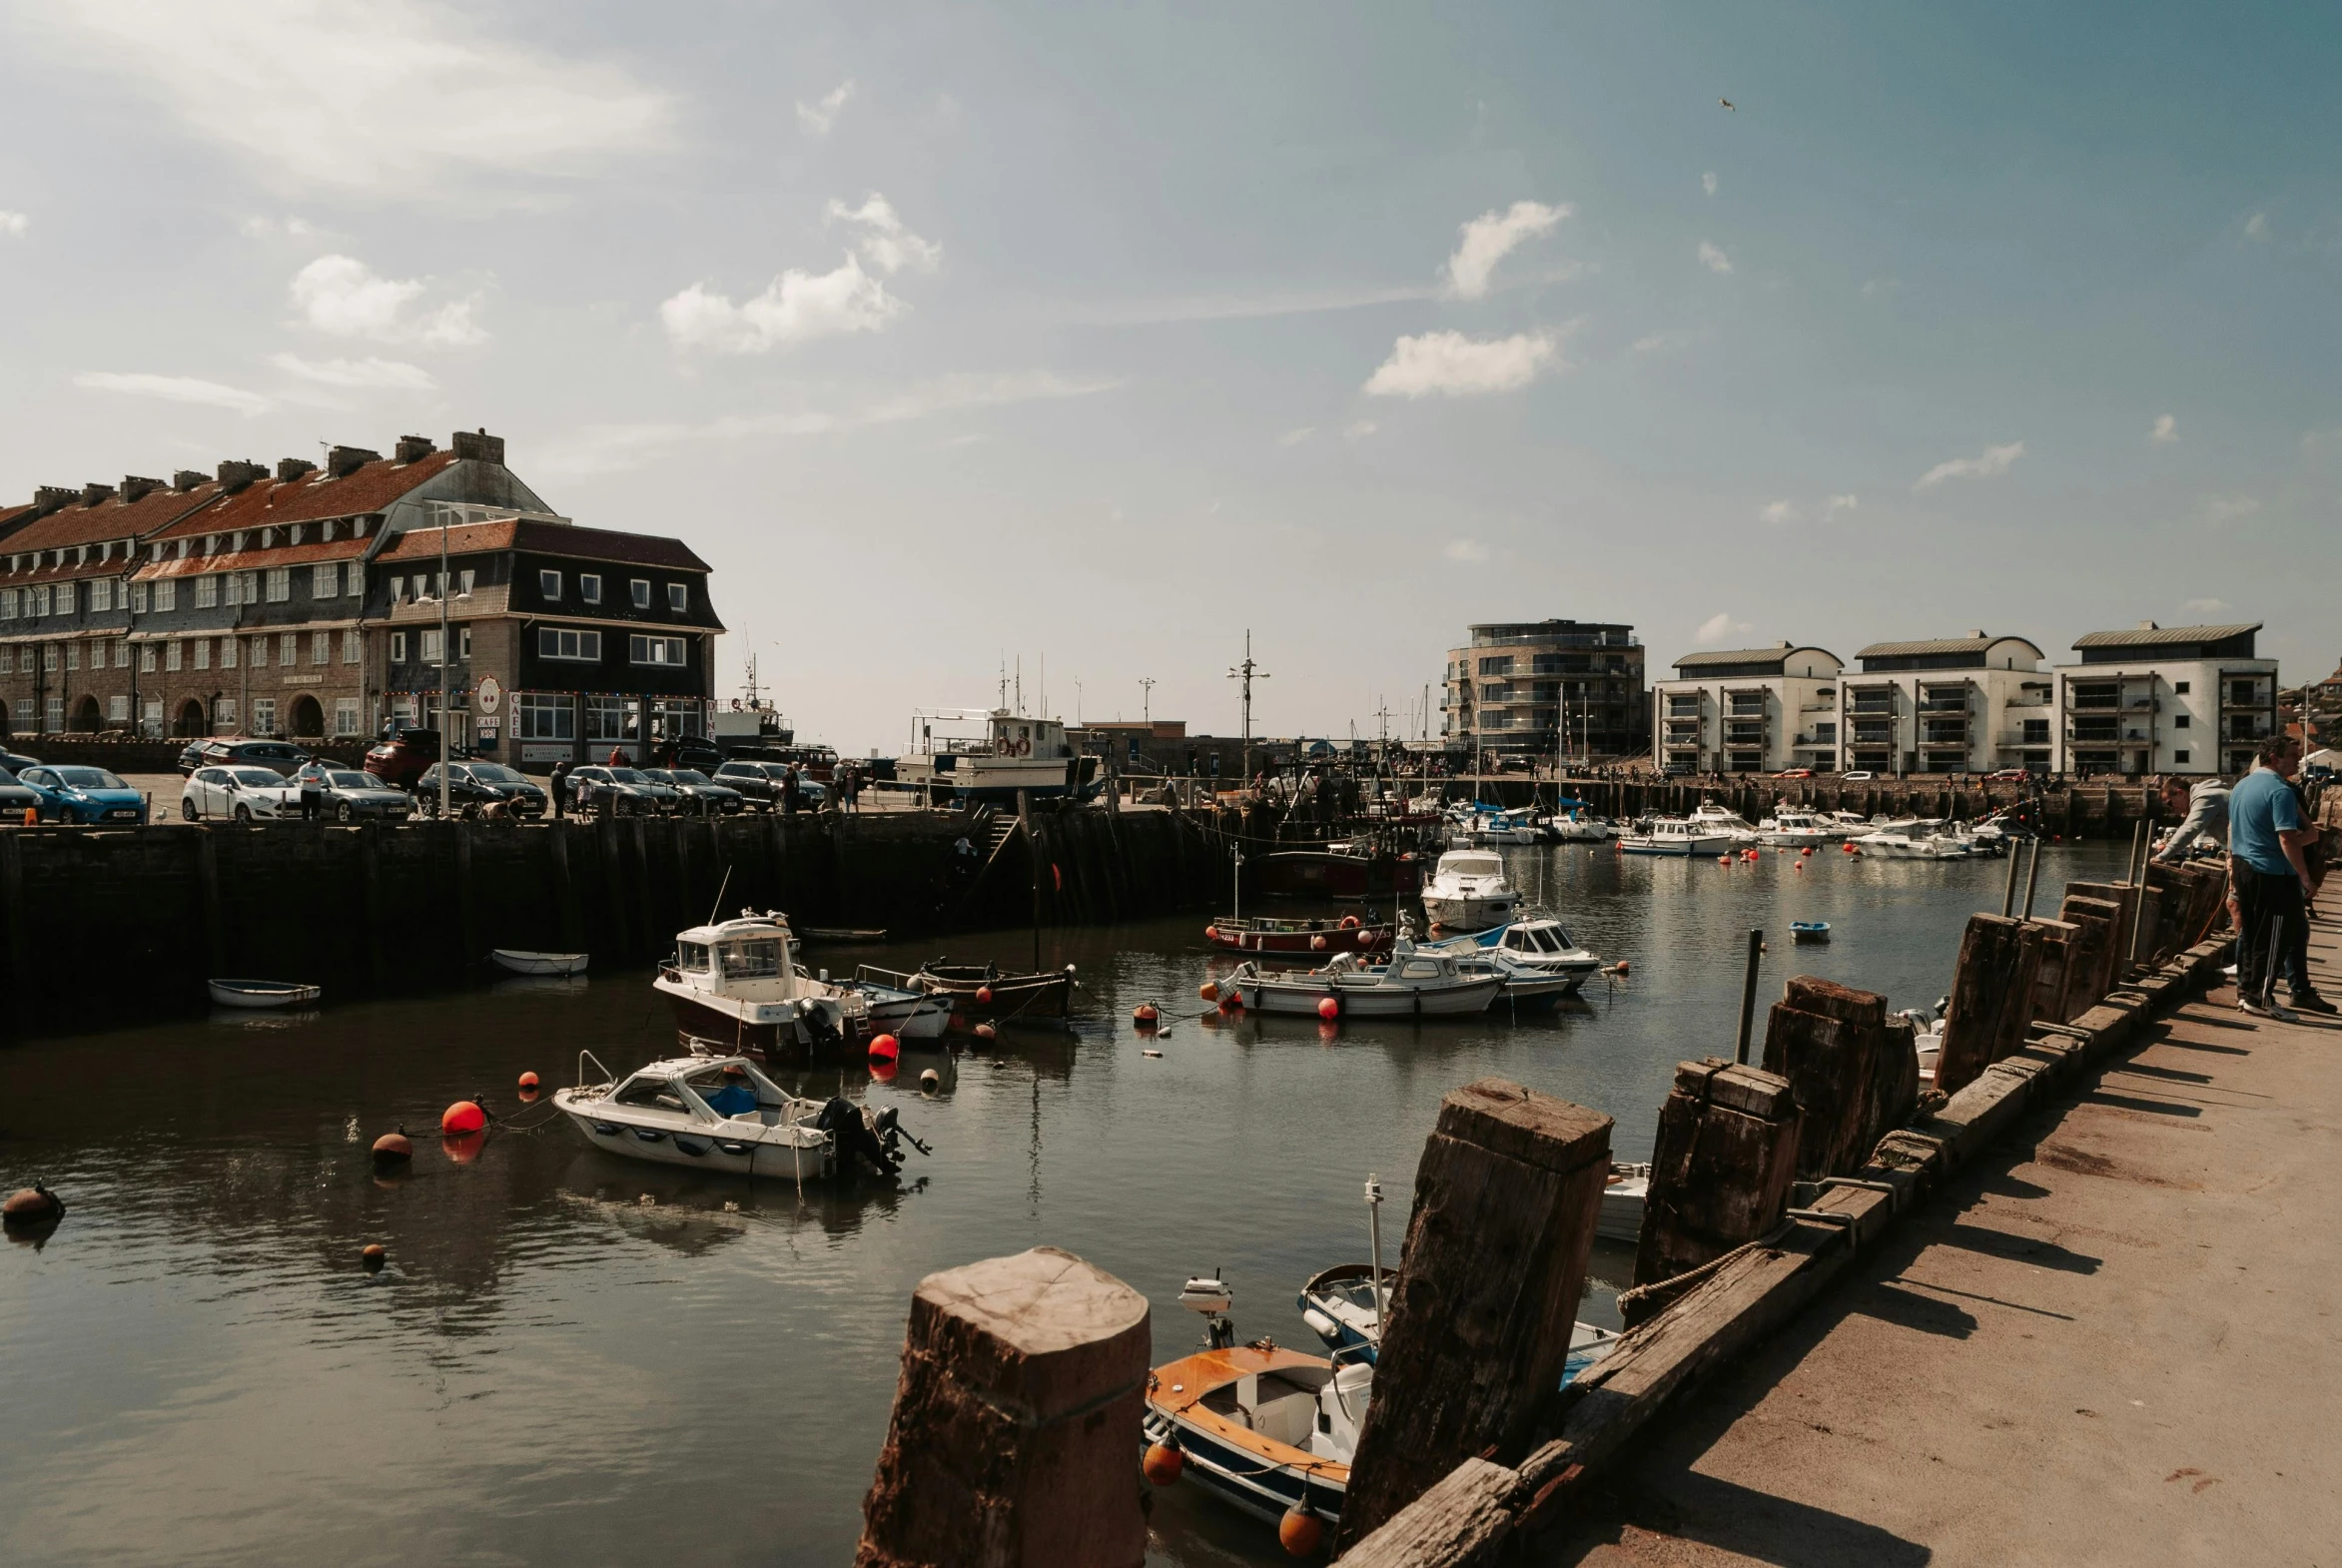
[892,708,1102,806]
[1419,849,1519,931]
[1754,808,1840,848]
[1687,799,1762,843]
[654,911,875,1054]
[1546,810,1610,843]
[552,1053,926,1179]
[1854,819,1973,859]
[1619,818,1737,856]
[1428,917,1603,992]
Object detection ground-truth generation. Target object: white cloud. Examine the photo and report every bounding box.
[1702,171,1718,197]
[533,371,1118,476]
[2204,494,2260,522]
[1444,539,1490,563]
[1364,330,1557,397]
[1698,241,1732,275]
[1758,499,1795,523]
[797,79,855,137]
[1276,426,1315,447]
[18,0,673,199]
[2244,212,2269,242]
[2181,596,2232,617]
[1631,328,1701,355]
[1442,199,1569,300]
[2150,413,2178,444]
[659,256,904,354]
[1915,439,2024,489]
[824,193,941,275]
[0,211,27,237]
[267,353,435,391]
[1694,611,1753,646]
[1826,493,1859,515]
[1343,419,1377,439]
[74,371,271,415]
[290,254,484,345]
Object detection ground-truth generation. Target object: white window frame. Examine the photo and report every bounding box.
[580,573,601,604]
[630,578,651,609]
[539,569,561,601]
[666,582,687,612]
[390,631,407,663]
[537,627,602,661]
[629,634,687,666]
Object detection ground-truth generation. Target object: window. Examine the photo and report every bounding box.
[45,697,61,732]
[2022,717,2049,744]
[142,699,161,738]
[343,561,362,598]
[194,639,210,670]
[196,574,219,609]
[215,698,237,731]
[167,641,183,672]
[30,585,48,616]
[2174,714,2190,730]
[334,698,361,736]
[2174,749,2191,765]
[651,697,702,739]
[342,628,361,663]
[580,573,602,604]
[65,643,79,671]
[390,631,406,662]
[420,629,443,663]
[57,582,75,615]
[457,627,471,660]
[411,574,428,602]
[518,692,575,740]
[539,569,561,600]
[90,579,113,612]
[459,569,475,595]
[587,694,639,741]
[2230,679,2258,705]
[11,698,28,728]
[279,632,297,666]
[537,627,601,661]
[313,563,339,597]
[0,588,15,618]
[667,582,687,612]
[630,578,650,608]
[108,695,129,723]
[113,639,128,668]
[252,698,277,736]
[630,634,687,666]
[312,630,331,665]
[222,636,238,669]
[0,648,10,672]
[139,645,156,673]
[2173,680,2190,695]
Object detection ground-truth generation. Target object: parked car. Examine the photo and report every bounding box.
[710,759,787,809]
[290,763,415,821]
[15,765,150,825]
[1986,767,2034,781]
[1,749,43,775]
[640,767,744,815]
[183,766,301,822]
[1840,770,1876,781]
[365,722,442,790]
[565,765,681,816]
[177,738,313,778]
[0,765,46,820]
[1773,767,1815,779]
[651,733,727,773]
[413,761,548,818]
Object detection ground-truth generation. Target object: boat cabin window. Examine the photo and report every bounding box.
[677,941,713,972]
[612,1074,687,1111]
[720,939,783,979]
[1400,959,1442,979]
[1447,854,1502,876]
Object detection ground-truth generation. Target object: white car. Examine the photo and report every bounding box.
[182,765,301,822]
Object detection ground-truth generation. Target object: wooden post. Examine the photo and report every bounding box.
[2065,880,2138,987]
[598,815,630,960]
[358,824,387,991]
[1758,976,1893,1179]
[0,833,26,1024]
[1336,1079,1612,1548]
[2056,894,2121,1016]
[2023,916,2082,1023]
[854,1246,1150,1568]
[1935,914,2042,1096]
[454,821,477,968]
[1632,1058,1801,1291]
[197,829,227,981]
[547,821,585,953]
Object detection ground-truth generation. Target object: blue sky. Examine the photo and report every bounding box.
[1,2,2334,750]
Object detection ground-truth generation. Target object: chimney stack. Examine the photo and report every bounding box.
[30,485,77,518]
[393,434,437,464]
[217,459,268,490]
[172,469,209,491]
[276,457,317,482]
[121,475,162,504]
[449,427,504,464]
[327,445,381,479]
[81,482,117,507]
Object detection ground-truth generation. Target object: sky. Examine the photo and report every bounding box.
[0,1,2335,754]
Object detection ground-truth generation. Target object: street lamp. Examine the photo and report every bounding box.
[414,510,470,818]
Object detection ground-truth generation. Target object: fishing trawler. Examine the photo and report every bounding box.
[891,707,1102,805]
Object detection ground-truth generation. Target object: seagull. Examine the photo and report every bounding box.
[1720,98,1736,110]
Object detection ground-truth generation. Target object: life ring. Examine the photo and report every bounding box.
[1016,737,1031,756]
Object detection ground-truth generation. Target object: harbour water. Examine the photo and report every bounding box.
[0,840,2128,1567]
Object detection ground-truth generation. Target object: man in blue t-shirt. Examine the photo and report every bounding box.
[2228,735,2327,1019]
[701,1063,761,1119]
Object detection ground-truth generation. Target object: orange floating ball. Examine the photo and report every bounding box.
[1197,981,1219,1002]
[1316,997,1339,1021]
[1279,1502,1325,1557]
[371,1130,413,1165]
[517,1071,539,1090]
[1143,1441,1183,1485]
[868,1033,901,1063]
[440,1101,486,1136]
[1310,935,1327,950]
[975,986,995,1005]
[973,1022,998,1043]
[1133,1004,1161,1025]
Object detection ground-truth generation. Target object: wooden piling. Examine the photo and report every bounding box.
[854,1246,1150,1568]
[1336,1079,1612,1548]
[1935,914,2043,1096]
[1758,977,1894,1179]
[1632,1058,1802,1293]
[454,822,477,967]
[2056,895,2122,1017]
[0,833,26,1016]
[2023,917,2083,1023]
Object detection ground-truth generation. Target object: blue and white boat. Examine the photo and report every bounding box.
[1296,1261,1621,1384]
[1430,917,1603,992]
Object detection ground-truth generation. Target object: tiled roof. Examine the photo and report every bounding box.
[136,538,371,580]
[2070,621,2261,649]
[150,449,460,538]
[0,480,228,563]
[1856,634,2039,659]
[386,583,512,623]
[374,516,710,572]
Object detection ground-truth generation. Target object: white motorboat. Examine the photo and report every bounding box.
[1226,941,1504,1017]
[1419,849,1519,931]
[1687,799,1762,843]
[1599,1161,1649,1242]
[1296,1263,1622,1381]
[841,977,954,1041]
[552,1052,924,1178]
[490,949,589,978]
[1546,810,1610,843]
[1754,808,1841,848]
[1819,810,1874,837]
[209,979,322,1009]
[1428,917,1603,992]
[653,911,876,1054]
[1855,819,1973,859]
[1618,818,1737,856]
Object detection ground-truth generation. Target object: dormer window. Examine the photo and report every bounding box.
[291,523,305,545]
[631,578,650,608]
[205,535,220,555]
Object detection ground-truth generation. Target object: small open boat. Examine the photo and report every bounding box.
[1295,1262,1621,1382]
[209,979,322,1009]
[800,927,890,944]
[1791,921,1832,943]
[1203,915,1395,963]
[1226,940,1503,1017]
[491,949,589,977]
[862,959,1078,1019]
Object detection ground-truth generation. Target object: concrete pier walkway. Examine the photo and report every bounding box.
[1545,888,2342,1567]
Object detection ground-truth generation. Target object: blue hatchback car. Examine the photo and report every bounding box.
[14,765,149,825]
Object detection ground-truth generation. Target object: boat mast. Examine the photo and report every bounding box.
[1365,1174,1386,1343]
[1227,630,1270,790]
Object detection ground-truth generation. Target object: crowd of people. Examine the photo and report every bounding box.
[2154,735,2330,1021]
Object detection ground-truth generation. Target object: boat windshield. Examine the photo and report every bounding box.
[720,939,783,979]
[1444,854,1503,877]
[677,941,713,972]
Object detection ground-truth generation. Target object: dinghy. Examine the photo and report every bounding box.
[1791,921,1832,943]
[209,979,322,1009]
[490,949,589,977]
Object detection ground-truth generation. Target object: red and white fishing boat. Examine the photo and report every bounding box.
[1202,915,1395,963]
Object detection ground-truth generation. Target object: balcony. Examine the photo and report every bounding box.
[2068,693,2120,710]
[1851,724,1896,744]
[1919,737,1971,751]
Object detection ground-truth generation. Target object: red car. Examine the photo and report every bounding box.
[364,722,442,790]
[1773,767,1815,779]
[1987,767,2033,781]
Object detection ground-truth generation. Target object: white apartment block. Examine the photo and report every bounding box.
[1654,644,1846,774]
[1839,633,2053,774]
[2053,621,2278,777]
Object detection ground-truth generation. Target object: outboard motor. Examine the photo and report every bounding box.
[816,1097,902,1177]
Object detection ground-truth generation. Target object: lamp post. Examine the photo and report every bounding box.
[417,511,470,818]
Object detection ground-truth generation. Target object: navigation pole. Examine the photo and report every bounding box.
[1227,631,1270,791]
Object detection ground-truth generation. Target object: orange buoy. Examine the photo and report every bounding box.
[361,1242,387,1270]
[440,1101,486,1136]
[1204,926,1218,941]
[1614,959,1630,976]
[372,1130,413,1166]
[1310,935,1327,950]
[975,985,995,1005]
[868,1033,901,1064]
[1317,996,1339,1021]
[974,1022,998,1043]
[1133,1003,1161,1026]
[517,1071,540,1090]
[1279,1500,1325,1557]
[1220,990,1243,1012]
[1339,915,1361,930]
[1143,1441,1184,1485]
[1717,854,1732,865]
[3,1181,63,1225]
[1794,862,1804,872]
[1197,980,1219,1002]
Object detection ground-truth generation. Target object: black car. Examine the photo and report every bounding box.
[0,765,42,819]
[651,733,727,773]
[710,759,791,810]
[414,761,549,818]
[1,749,42,775]
[565,765,680,816]
[177,737,313,778]
[640,768,744,815]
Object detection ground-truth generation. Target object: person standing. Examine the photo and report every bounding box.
[548,757,572,820]
[2228,735,2326,1019]
[781,764,799,817]
[2153,774,2230,862]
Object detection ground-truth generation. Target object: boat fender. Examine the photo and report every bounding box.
[1203,926,1218,941]
[371,1129,413,1167]
[1299,1306,1338,1341]
[1143,1436,1183,1486]
[632,1129,667,1143]
[591,1122,623,1138]
[1310,935,1326,950]
[1279,1498,1325,1557]
[361,1242,387,1271]
[1133,1003,1160,1026]
[1317,996,1340,1021]
[674,1139,709,1159]
[3,1179,64,1227]
[975,985,994,1005]
[517,1071,539,1090]
[973,1022,998,1044]
[919,1068,941,1093]
[1197,981,1218,1003]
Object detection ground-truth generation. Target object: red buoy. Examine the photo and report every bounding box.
[974,1022,998,1043]
[372,1130,413,1165]
[1197,980,1219,1002]
[975,985,995,1006]
[1615,959,1630,976]
[1317,996,1339,1021]
[440,1101,485,1136]
[1133,1004,1161,1026]
[868,1034,901,1064]
[517,1071,540,1090]
[1143,1441,1183,1485]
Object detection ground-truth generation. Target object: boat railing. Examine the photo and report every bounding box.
[854,964,922,989]
[576,1048,615,1089]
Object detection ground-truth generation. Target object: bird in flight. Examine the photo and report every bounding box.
[1720,98,1736,110]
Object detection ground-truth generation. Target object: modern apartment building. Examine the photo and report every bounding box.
[2053,621,2278,777]
[1652,644,1846,774]
[1841,633,2053,774]
[1443,619,1646,761]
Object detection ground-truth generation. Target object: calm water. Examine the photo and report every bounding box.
[0,840,2126,1567]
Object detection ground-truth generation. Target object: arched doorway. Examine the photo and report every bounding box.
[70,695,102,733]
[175,699,207,738]
[288,694,325,739]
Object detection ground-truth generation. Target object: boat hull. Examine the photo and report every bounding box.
[491,949,588,977]
[209,980,322,1009]
[1144,1408,1345,1524]
[556,1108,834,1180]
[1204,920,1395,962]
[1235,974,1503,1017]
[1421,892,1517,932]
[1251,850,1421,899]
[1619,833,1735,856]
[917,972,1074,1018]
